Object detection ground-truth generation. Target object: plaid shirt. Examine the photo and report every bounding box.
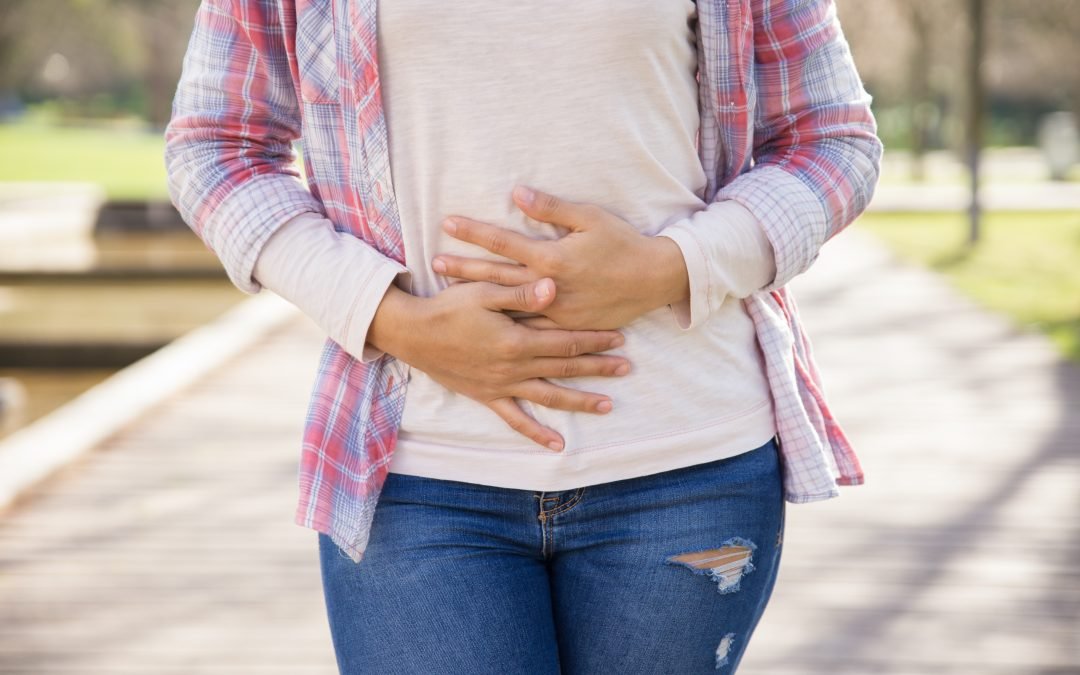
[166,0,882,562]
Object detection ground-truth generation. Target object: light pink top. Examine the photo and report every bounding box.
[254,0,779,490]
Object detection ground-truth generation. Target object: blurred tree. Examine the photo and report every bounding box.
[0,0,198,126]
[2,0,1077,141]
[989,0,1080,117]
[0,1,140,107]
[0,1,26,70]
[837,0,1078,152]
[903,0,966,181]
[907,1,933,181]
[967,0,986,245]
[837,0,967,157]
[110,0,201,127]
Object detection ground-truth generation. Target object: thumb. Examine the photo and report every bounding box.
[484,277,556,313]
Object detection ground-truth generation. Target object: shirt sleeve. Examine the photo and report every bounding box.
[164,0,325,295]
[713,0,882,291]
[656,200,777,331]
[253,212,410,363]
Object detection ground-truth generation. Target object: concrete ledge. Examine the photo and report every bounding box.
[0,292,300,513]
[0,340,167,368]
[0,181,105,241]
[869,182,1080,212]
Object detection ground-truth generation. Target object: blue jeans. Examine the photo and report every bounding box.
[318,436,785,674]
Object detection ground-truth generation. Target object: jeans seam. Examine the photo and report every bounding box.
[546,487,587,517]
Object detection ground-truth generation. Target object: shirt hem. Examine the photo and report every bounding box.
[388,397,778,491]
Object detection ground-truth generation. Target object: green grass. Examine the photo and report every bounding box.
[0,119,308,201]
[0,120,170,200]
[856,211,1080,363]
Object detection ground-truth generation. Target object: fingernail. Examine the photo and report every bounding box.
[610,335,625,348]
[547,440,563,452]
[442,218,458,234]
[615,364,629,376]
[432,258,447,274]
[597,400,613,413]
[513,185,535,206]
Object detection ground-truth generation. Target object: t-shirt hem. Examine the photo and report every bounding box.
[387,397,777,491]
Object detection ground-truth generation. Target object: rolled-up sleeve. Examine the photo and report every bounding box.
[253,212,410,363]
[164,0,325,294]
[656,200,776,330]
[717,0,883,291]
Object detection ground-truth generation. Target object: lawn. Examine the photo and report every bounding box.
[0,119,310,201]
[856,211,1080,363]
[0,121,172,201]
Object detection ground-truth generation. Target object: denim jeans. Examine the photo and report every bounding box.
[318,436,785,674]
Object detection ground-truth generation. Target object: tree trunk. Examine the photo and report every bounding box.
[908,5,932,182]
[966,0,985,246]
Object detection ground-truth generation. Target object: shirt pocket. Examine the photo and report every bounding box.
[296,0,340,104]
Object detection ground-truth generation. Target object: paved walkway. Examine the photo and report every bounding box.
[1,226,1077,673]
[741,228,1079,673]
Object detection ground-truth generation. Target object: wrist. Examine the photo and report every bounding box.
[644,235,690,311]
[367,285,428,362]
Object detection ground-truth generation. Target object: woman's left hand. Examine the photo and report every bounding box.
[432,186,689,330]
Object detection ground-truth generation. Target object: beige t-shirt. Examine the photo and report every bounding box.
[375,0,778,489]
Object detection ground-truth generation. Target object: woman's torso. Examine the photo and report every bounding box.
[377,0,776,489]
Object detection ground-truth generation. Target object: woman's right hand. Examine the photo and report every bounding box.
[367,278,629,451]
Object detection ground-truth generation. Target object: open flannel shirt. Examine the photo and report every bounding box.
[165,0,883,562]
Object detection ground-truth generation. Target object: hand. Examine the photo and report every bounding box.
[367,278,630,451]
[431,186,690,330]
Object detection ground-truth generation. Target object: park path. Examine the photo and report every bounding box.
[0,225,1077,673]
[740,228,1079,674]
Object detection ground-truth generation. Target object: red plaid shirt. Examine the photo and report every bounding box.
[165,0,882,562]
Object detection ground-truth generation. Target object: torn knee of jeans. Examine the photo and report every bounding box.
[665,536,756,594]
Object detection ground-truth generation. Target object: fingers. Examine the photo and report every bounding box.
[488,398,565,452]
[520,326,625,358]
[482,278,557,313]
[443,217,546,266]
[432,256,534,287]
[511,185,594,232]
[512,379,614,416]
[529,355,631,380]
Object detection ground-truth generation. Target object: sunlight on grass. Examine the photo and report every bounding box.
[857,211,1080,363]
[0,120,309,201]
[0,121,171,200]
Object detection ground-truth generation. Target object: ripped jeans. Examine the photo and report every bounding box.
[318,436,785,674]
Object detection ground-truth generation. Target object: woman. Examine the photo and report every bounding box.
[165,0,880,671]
